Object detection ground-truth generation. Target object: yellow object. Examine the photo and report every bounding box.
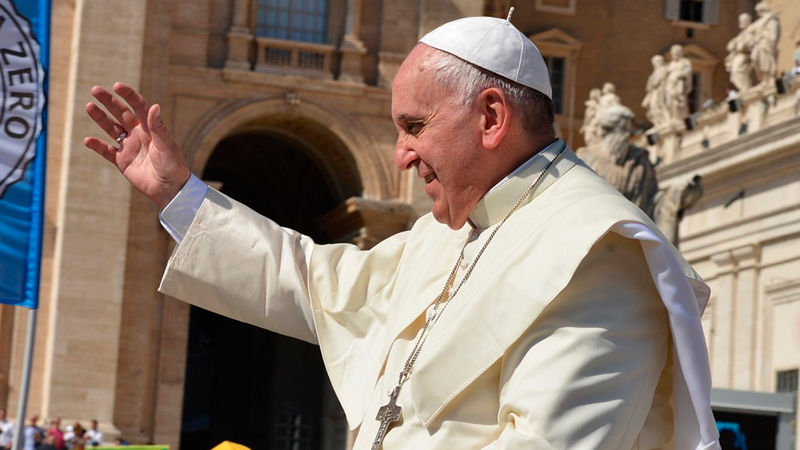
[210,441,251,450]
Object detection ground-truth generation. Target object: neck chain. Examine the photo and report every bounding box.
[371,144,567,450]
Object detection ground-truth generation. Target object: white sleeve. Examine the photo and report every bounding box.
[159,187,319,343]
[159,174,209,243]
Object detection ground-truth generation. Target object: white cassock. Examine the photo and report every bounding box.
[159,140,720,449]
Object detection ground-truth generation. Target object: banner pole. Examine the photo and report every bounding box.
[11,308,37,450]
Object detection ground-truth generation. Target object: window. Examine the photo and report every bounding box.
[544,57,565,114]
[257,0,329,44]
[664,0,718,26]
[679,0,703,23]
[776,369,798,393]
[528,29,582,141]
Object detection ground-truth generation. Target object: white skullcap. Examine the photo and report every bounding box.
[420,16,552,99]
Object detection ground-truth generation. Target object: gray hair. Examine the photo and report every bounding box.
[424,50,555,137]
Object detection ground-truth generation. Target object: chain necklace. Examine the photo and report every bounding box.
[371,143,567,450]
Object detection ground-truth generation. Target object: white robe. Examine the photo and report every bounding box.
[160,143,720,449]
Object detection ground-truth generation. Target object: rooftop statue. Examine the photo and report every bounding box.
[579,104,703,244]
[750,2,781,87]
[725,13,754,92]
[580,105,659,217]
[665,45,693,122]
[580,88,603,147]
[599,82,622,109]
[642,55,670,128]
[581,83,621,147]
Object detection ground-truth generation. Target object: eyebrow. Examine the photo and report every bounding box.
[395,113,425,123]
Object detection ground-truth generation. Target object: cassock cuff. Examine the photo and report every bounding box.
[159,174,208,243]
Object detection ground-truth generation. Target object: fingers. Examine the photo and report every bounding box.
[85,102,127,142]
[90,85,138,132]
[83,136,118,166]
[114,82,151,133]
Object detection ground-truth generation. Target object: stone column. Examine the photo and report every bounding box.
[709,250,735,387]
[338,0,367,83]
[226,0,254,70]
[731,244,761,390]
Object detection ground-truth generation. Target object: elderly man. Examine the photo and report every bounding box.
[85,15,719,450]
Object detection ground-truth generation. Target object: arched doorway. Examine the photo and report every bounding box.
[180,129,359,450]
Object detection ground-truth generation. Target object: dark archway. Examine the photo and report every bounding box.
[180,130,351,450]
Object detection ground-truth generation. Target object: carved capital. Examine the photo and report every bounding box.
[731,243,761,268]
[711,244,761,271]
[317,197,414,249]
[711,249,735,267]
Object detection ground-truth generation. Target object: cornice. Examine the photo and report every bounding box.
[657,116,800,181]
[169,64,393,100]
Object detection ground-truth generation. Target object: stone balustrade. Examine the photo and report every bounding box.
[638,77,800,165]
[254,37,337,79]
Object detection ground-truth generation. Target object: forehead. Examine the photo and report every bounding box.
[391,46,454,115]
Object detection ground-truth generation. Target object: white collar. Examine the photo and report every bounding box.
[467,140,574,229]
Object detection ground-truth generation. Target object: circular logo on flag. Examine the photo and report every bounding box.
[0,0,45,199]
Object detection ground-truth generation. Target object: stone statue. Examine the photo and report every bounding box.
[725,13,754,92]
[579,105,659,217]
[580,88,602,147]
[642,55,669,127]
[599,82,621,109]
[665,44,693,122]
[749,2,780,87]
[578,103,702,244]
[581,84,621,147]
[654,176,704,245]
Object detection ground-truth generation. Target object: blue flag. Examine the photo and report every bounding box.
[0,0,49,309]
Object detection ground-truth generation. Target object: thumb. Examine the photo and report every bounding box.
[147,103,179,153]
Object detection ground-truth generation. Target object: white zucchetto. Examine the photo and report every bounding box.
[420,16,553,99]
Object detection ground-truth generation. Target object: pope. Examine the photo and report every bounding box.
[85,14,721,450]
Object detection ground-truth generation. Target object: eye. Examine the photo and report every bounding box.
[406,121,424,135]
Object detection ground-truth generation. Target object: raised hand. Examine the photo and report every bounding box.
[84,82,191,209]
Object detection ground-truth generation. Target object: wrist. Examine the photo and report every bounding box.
[158,170,192,210]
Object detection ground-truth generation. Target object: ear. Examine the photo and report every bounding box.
[478,87,509,149]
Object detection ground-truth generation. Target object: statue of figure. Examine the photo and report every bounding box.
[580,88,602,147]
[642,55,669,127]
[749,2,780,87]
[579,105,659,217]
[581,84,620,147]
[654,176,704,245]
[725,13,754,92]
[665,45,693,122]
[599,82,621,109]
[578,104,703,244]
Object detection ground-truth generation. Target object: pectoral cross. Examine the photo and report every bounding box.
[371,385,402,450]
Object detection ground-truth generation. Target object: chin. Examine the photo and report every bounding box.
[432,208,467,230]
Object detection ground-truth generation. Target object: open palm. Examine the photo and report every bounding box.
[84,82,191,209]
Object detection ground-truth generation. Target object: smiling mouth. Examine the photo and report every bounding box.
[424,173,437,184]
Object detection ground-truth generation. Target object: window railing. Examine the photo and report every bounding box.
[255,37,335,78]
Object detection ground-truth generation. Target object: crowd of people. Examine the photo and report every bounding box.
[0,409,103,450]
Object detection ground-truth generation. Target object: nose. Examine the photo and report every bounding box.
[394,135,418,171]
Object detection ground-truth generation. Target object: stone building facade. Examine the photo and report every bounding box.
[0,0,798,448]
